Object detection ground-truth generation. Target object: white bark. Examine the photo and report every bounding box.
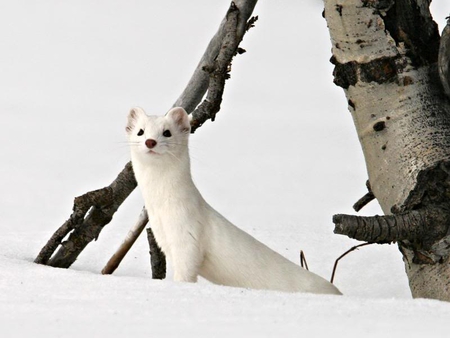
[326,0,450,213]
[325,0,450,301]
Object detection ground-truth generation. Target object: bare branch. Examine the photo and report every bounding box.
[173,0,258,113]
[330,243,372,284]
[147,228,166,279]
[353,180,375,212]
[190,2,245,132]
[101,208,149,275]
[333,206,449,245]
[35,162,136,267]
[35,1,259,270]
[299,250,309,271]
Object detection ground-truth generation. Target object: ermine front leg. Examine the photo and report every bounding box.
[171,244,204,283]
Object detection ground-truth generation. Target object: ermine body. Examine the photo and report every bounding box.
[127,107,341,295]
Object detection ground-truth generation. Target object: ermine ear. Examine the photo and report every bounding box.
[166,107,191,133]
[126,107,146,134]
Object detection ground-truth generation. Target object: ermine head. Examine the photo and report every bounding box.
[126,106,191,162]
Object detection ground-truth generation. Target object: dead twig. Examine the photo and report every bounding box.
[299,250,309,270]
[330,242,373,284]
[353,180,375,212]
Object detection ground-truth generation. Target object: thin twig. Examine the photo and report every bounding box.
[330,242,373,284]
[353,180,375,212]
[299,250,309,270]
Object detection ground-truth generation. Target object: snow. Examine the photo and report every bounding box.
[1,1,450,337]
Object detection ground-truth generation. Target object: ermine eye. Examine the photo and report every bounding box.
[163,130,172,137]
[137,129,144,136]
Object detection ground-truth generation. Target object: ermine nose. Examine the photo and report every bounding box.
[145,139,157,149]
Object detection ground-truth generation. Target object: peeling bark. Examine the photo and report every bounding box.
[325,0,450,300]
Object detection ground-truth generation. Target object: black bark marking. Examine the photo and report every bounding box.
[361,0,394,10]
[373,121,386,131]
[348,99,356,109]
[383,0,440,66]
[332,57,403,89]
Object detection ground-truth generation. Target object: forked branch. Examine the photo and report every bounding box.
[35,0,259,270]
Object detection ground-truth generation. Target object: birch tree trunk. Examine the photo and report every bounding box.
[324,0,450,301]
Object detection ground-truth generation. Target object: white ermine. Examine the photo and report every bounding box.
[127,106,341,295]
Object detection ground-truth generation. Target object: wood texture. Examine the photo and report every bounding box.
[35,0,259,272]
[325,0,450,300]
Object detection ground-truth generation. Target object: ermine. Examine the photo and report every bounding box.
[127,106,341,295]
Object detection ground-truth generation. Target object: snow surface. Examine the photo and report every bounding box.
[1,1,450,337]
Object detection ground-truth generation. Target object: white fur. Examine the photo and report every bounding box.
[127,107,341,295]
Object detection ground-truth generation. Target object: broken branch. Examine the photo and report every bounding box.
[353,180,375,212]
[333,206,449,245]
[35,162,136,267]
